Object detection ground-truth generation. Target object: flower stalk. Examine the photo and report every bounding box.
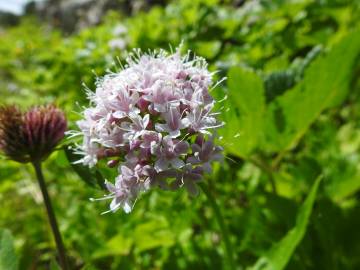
[199,183,235,269]
[0,104,68,268]
[32,161,69,270]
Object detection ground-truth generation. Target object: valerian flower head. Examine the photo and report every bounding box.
[0,104,67,163]
[74,47,224,213]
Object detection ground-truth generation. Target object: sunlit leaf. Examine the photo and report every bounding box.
[92,234,133,259]
[0,229,19,270]
[221,66,265,158]
[133,219,175,253]
[250,176,322,270]
[263,29,360,153]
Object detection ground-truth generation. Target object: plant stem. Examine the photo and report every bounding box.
[249,156,277,195]
[32,161,69,270]
[199,183,236,270]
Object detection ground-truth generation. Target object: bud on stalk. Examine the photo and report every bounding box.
[0,104,69,269]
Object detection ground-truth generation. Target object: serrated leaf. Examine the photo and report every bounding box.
[221,67,265,158]
[264,70,296,103]
[264,46,322,104]
[250,176,322,270]
[0,229,19,270]
[263,29,360,153]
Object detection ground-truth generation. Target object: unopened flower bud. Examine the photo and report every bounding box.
[0,104,67,163]
[107,159,120,168]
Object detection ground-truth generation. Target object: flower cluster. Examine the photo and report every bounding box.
[75,48,223,213]
[0,104,67,163]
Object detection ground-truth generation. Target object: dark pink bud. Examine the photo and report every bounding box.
[107,159,120,168]
[195,134,205,146]
[0,104,67,163]
[137,98,149,112]
[148,104,159,115]
[176,70,188,80]
[97,148,121,159]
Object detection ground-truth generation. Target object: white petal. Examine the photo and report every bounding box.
[113,111,126,119]
[203,162,212,174]
[105,181,116,192]
[187,156,200,164]
[170,158,185,169]
[110,198,121,212]
[185,181,199,197]
[180,118,190,128]
[154,104,167,112]
[169,130,181,138]
[155,123,170,133]
[121,166,133,177]
[143,114,150,128]
[155,158,169,172]
[123,201,132,213]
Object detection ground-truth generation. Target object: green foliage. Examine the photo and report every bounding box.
[64,146,106,189]
[1,0,360,269]
[0,229,19,270]
[251,176,322,270]
[264,29,360,153]
[221,67,265,157]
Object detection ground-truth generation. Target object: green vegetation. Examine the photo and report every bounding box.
[1,0,360,269]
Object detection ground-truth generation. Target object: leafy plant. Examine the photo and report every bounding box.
[0,0,360,269]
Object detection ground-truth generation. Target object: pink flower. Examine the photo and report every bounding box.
[155,106,188,138]
[188,135,223,173]
[103,164,152,213]
[172,165,204,196]
[185,106,222,135]
[110,88,140,119]
[121,113,150,144]
[142,81,180,112]
[75,47,224,213]
[140,131,162,150]
[153,136,189,172]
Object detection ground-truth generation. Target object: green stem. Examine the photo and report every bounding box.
[32,161,69,270]
[249,156,277,195]
[199,183,236,270]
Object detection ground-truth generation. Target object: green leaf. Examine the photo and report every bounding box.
[221,66,265,158]
[49,259,61,270]
[263,29,360,153]
[133,219,175,253]
[0,229,19,270]
[250,176,322,270]
[264,46,323,103]
[93,218,175,258]
[92,234,133,259]
[326,169,360,202]
[63,145,106,190]
[264,70,296,103]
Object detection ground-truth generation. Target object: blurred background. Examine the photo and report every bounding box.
[1,0,360,269]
